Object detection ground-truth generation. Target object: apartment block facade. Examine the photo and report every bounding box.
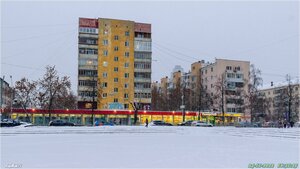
[158,59,250,114]
[260,82,300,121]
[78,18,152,110]
[201,59,250,114]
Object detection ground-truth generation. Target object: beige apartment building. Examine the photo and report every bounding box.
[201,59,250,114]
[158,59,250,114]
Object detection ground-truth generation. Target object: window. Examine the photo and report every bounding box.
[114,35,119,40]
[102,93,107,98]
[124,93,128,98]
[211,67,213,72]
[114,46,119,51]
[124,62,129,68]
[124,52,130,57]
[104,30,108,35]
[79,48,98,55]
[103,72,107,78]
[79,37,98,45]
[226,66,232,70]
[114,98,118,102]
[114,78,118,82]
[103,50,108,56]
[114,67,118,72]
[211,84,213,88]
[125,31,130,36]
[124,83,129,88]
[102,82,107,88]
[103,40,108,46]
[125,41,129,47]
[124,104,129,109]
[114,88,118,93]
[103,61,108,67]
[114,57,118,61]
[125,73,129,78]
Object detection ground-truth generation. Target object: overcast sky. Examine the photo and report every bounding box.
[1,1,299,92]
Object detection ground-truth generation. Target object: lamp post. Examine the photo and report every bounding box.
[181,94,185,122]
[10,76,13,119]
[0,76,4,117]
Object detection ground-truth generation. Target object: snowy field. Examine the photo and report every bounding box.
[1,126,299,169]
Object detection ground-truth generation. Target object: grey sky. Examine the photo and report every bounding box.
[1,1,299,92]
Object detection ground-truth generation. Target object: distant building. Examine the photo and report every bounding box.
[259,81,300,121]
[77,18,152,110]
[0,77,10,112]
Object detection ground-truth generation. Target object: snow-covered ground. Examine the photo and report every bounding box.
[1,126,299,168]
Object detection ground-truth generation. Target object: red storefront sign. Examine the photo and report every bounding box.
[79,18,98,28]
[134,23,151,33]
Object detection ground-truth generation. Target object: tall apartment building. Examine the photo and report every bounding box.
[78,18,152,110]
[201,59,250,114]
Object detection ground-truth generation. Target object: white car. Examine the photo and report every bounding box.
[294,122,300,128]
[191,121,213,127]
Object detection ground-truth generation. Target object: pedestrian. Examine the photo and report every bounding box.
[145,119,149,127]
[290,121,294,128]
[283,119,287,128]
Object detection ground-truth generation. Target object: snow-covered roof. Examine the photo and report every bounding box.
[260,78,299,91]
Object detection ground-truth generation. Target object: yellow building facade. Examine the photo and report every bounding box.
[98,18,135,110]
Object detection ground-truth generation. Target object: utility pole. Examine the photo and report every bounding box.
[0,76,4,116]
[181,83,186,122]
[91,69,96,126]
[10,75,13,119]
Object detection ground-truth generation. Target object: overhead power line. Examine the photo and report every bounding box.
[1,23,77,29]
[153,45,192,63]
[2,28,77,43]
[153,42,200,61]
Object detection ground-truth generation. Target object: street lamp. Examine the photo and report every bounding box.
[10,75,13,119]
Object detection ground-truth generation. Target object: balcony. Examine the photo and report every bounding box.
[134,68,151,73]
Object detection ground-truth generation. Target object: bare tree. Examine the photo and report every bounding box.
[274,75,299,123]
[213,74,226,125]
[246,64,263,122]
[37,66,71,122]
[14,78,37,122]
[14,78,37,109]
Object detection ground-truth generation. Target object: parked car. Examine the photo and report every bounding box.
[95,120,114,126]
[235,121,259,128]
[262,121,278,128]
[178,120,194,126]
[49,120,75,126]
[0,119,21,127]
[149,120,173,126]
[191,121,213,127]
[294,122,300,128]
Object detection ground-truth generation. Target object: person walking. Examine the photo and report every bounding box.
[145,119,149,127]
[283,119,287,128]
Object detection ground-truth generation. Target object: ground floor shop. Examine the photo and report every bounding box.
[4,109,247,126]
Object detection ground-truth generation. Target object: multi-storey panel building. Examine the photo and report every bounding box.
[260,82,300,121]
[78,18,99,110]
[77,18,151,110]
[134,23,152,110]
[200,59,250,114]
